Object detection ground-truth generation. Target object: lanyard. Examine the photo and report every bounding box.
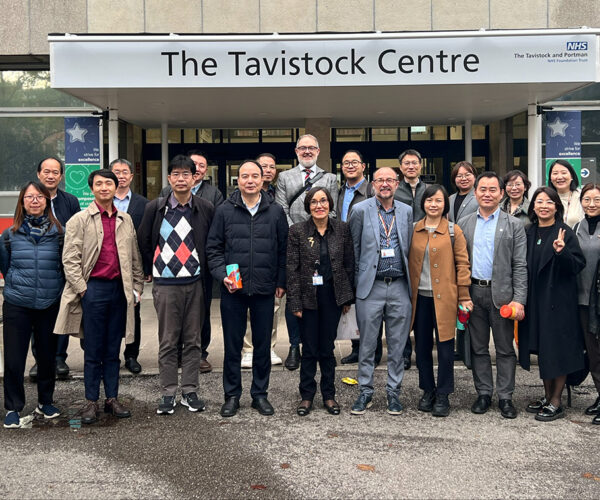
[378,211,396,246]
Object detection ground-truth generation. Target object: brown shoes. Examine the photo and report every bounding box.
[80,400,99,424]
[104,398,131,418]
[199,358,213,373]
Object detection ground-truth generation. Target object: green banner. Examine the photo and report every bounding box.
[65,163,100,209]
[545,158,582,185]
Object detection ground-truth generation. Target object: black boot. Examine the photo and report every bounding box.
[284,345,300,371]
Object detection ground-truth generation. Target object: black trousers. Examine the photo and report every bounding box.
[123,302,141,360]
[221,291,274,399]
[3,300,60,411]
[299,283,342,401]
[579,306,600,394]
[413,294,455,395]
[201,278,213,359]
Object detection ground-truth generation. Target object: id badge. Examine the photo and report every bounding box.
[381,248,395,258]
[312,275,324,286]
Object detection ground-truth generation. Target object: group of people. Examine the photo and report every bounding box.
[2,135,600,428]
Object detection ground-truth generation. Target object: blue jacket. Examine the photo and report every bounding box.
[0,225,65,309]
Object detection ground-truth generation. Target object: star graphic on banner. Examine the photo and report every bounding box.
[547,117,569,138]
[66,122,88,143]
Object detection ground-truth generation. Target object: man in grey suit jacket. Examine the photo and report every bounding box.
[348,167,413,416]
[460,171,527,419]
[275,133,339,371]
[275,134,338,225]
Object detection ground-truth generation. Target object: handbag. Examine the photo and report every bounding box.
[336,305,360,340]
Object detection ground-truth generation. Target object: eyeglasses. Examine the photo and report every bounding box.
[310,198,329,207]
[23,194,46,202]
[342,160,362,167]
[456,174,473,180]
[506,183,524,189]
[581,197,600,205]
[169,171,192,179]
[401,161,420,166]
[296,146,318,152]
[534,199,556,206]
[373,178,398,185]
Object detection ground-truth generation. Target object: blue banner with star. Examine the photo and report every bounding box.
[545,111,581,184]
[64,117,101,208]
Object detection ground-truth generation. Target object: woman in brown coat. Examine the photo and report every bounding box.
[408,185,472,417]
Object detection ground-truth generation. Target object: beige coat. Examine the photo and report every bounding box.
[55,202,145,342]
[408,218,471,342]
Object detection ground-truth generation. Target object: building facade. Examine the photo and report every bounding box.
[1,0,599,216]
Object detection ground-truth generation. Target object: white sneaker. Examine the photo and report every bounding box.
[271,350,283,365]
[241,351,253,368]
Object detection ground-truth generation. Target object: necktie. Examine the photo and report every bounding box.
[304,168,311,183]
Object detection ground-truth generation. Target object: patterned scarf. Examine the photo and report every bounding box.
[23,214,51,242]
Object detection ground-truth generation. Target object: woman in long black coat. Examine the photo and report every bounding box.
[519,186,586,422]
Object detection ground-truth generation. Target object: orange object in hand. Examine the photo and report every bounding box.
[500,305,519,346]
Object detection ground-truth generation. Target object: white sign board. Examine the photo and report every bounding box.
[50,34,598,88]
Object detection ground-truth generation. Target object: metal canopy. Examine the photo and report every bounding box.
[49,29,600,128]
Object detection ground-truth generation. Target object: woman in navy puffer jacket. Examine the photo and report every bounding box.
[0,181,65,428]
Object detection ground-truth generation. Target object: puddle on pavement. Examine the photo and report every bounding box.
[29,397,136,430]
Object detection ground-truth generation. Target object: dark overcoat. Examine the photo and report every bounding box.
[518,220,586,379]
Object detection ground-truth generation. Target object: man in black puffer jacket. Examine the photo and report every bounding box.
[206,160,288,418]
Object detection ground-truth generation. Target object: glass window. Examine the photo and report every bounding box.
[410,126,431,141]
[146,129,161,144]
[450,125,463,140]
[472,125,486,140]
[335,128,366,142]
[224,129,259,143]
[399,127,409,141]
[513,112,528,140]
[432,126,447,141]
[372,128,398,141]
[198,129,220,143]
[168,129,181,144]
[0,116,64,191]
[183,128,197,143]
[262,129,293,143]
[0,71,89,107]
[145,160,162,200]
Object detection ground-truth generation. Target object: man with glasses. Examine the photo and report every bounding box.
[160,150,223,373]
[110,159,149,374]
[30,157,81,380]
[336,150,379,366]
[275,134,338,370]
[349,167,413,416]
[138,155,215,415]
[394,148,428,369]
[459,171,527,419]
[395,149,427,222]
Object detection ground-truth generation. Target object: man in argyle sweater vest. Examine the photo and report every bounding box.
[138,155,215,415]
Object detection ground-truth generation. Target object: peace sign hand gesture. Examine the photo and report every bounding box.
[553,228,566,253]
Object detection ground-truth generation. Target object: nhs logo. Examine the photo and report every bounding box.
[566,41,588,50]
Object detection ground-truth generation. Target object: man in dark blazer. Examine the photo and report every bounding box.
[459,171,527,419]
[336,150,380,366]
[33,156,81,379]
[159,150,223,372]
[111,159,149,374]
